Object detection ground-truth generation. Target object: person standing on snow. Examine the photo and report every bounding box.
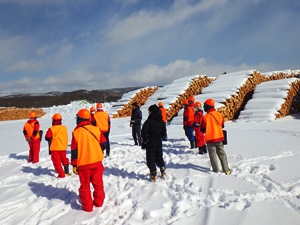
[184,96,196,149]
[71,109,107,212]
[141,104,167,182]
[193,102,207,155]
[158,102,168,141]
[23,111,41,163]
[45,113,71,178]
[130,102,142,146]
[182,99,189,139]
[201,99,230,175]
[93,103,111,157]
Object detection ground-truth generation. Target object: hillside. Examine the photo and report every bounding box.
[0,87,141,108]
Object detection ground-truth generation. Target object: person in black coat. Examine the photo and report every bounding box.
[130,102,142,146]
[141,104,167,181]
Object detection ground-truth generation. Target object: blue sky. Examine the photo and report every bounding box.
[0,0,299,95]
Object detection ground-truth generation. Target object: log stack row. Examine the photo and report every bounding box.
[0,108,46,121]
[167,75,216,121]
[216,70,299,121]
[276,79,300,118]
[112,86,158,118]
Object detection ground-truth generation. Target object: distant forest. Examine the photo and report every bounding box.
[0,87,140,108]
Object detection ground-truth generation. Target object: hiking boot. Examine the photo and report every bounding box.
[64,165,71,176]
[198,147,203,155]
[151,175,157,182]
[150,171,157,182]
[225,171,231,175]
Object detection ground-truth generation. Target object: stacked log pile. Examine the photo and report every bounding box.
[0,108,46,121]
[167,75,215,121]
[215,70,299,121]
[276,79,300,119]
[216,70,267,121]
[112,86,158,118]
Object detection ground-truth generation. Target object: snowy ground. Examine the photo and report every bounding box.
[0,100,300,225]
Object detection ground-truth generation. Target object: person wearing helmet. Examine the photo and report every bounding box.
[23,111,41,163]
[158,102,168,141]
[45,113,70,178]
[182,99,189,139]
[93,103,111,157]
[130,102,142,146]
[141,104,167,182]
[201,99,230,175]
[90,106,96,126]
[184,96,196,149]
[71,108,107,212]
[193,102,207,155]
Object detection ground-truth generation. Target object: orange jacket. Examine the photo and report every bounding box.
[159,106,167,122]
[71,121,105,168]
[202,109,224,143]
[23,119,40,140]
[45,125,68,151]
[94,110,110,132]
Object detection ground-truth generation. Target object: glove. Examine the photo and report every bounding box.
[26,137,32,142]
[73,166,78,175]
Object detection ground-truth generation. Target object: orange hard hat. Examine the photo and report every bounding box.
[182,99,188,105]
[90,106,96,112]
[158,102,163,106]
[76,109,90,120]
[204,98,215,107]
[29,111,37,118]
[96,103,102,109]
[52,113,62,120]
[194,102,202,107]
[188,96,195,102]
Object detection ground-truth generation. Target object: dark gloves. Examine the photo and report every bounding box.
[141,140,149,149]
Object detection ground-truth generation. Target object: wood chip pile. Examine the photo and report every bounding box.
[0,108,46,121]
[112,86,158,118]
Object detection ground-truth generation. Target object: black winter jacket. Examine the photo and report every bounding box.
[130,107,142,126]
[141,112,166,148]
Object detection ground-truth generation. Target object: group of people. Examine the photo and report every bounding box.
[23,103,110,212]
[183,97,230,175]
[22,97,230,212]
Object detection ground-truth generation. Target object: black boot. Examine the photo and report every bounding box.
[203,145,207,154]
[198,147,203,155]
[194,141,197,149]
[64,165,71,176]
[190,141,195,149]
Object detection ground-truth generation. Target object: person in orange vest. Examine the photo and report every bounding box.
[182,99,189,139]
[158,102,168,141]
[71,109,107,212]
[93,103,111,157]
[90,106,96,126]
[184,96,196,148]
[193,102,207,155]
[201,99,230,175]
[23,111,41,163]
[45,113,70,178]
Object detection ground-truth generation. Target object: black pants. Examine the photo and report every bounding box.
[132,125,142,145]
[146,147,165,173]
[103,131,110,156]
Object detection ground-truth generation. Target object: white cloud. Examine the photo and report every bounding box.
[104,0,226,43]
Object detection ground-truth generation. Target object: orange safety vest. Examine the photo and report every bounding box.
[160,107,167,122]
[72,125,104,167]
[24,120,40,140]
[49,125,68,151]
[94,111,110,131]
[203,111,224,142]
